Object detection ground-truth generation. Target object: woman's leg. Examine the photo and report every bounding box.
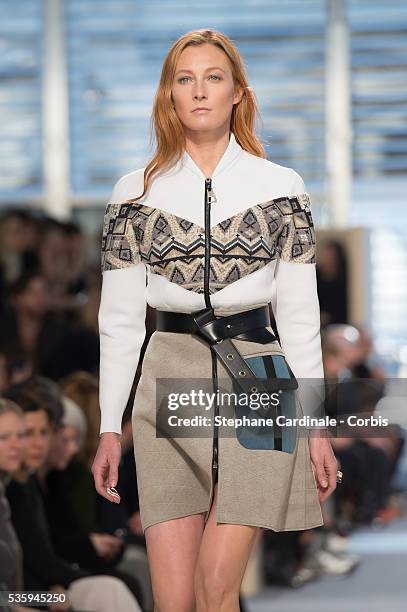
[144,512,206,612]
[194,483,261,612]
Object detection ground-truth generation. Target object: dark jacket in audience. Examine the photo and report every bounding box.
[6,473,90,590]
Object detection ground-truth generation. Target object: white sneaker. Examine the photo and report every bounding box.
[323,533,349,555]
[313,549,360,575]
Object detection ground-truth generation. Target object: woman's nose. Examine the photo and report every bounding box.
[193,83,207,99]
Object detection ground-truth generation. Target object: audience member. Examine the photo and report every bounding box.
[2,382,142,611]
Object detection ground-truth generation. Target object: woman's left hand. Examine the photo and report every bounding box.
[308,430,339,503]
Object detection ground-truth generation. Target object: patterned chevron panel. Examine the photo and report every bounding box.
[101,193,316,294]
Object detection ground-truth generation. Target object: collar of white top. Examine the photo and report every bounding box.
[179,131,244,180]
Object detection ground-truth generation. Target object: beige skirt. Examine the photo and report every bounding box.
[131,306,324,535]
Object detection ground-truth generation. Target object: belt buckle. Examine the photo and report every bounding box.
[191,306,255,344]
[191,306,218,342]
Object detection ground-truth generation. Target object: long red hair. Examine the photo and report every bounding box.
[127,28,266,204]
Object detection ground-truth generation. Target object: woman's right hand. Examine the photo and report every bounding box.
[91,432,122,503]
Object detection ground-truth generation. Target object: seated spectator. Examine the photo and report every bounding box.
[0,397,44,612]
[3,380,143,612]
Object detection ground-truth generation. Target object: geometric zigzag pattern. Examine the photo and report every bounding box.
[101,192,316,294]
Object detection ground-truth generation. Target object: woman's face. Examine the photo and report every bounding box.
[172,43,242,136]
[47,425,80,470]
[0,412,26,474]
[22,409,52,471]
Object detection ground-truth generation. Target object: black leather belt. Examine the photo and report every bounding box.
[156,304,285,420]
[156,304,273,340]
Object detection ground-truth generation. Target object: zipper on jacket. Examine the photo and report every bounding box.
[204,178,213,309]
[204,177,219,474]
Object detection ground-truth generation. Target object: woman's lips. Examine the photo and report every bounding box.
[193,108,211,113]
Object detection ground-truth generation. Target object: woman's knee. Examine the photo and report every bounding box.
[194,564,240,608]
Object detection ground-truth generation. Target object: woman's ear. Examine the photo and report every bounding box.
[233,84,244,105]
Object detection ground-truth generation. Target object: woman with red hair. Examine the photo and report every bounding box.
[92,28,338,611]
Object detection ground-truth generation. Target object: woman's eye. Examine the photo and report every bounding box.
[178,74,221,84]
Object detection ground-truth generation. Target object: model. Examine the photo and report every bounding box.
[92,28,339,612]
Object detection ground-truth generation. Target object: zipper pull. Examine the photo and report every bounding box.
[205,178,217,204]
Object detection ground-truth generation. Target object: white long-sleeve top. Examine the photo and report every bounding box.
[98,131,325,434]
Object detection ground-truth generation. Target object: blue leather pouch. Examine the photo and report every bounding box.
[232,353,298,453]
